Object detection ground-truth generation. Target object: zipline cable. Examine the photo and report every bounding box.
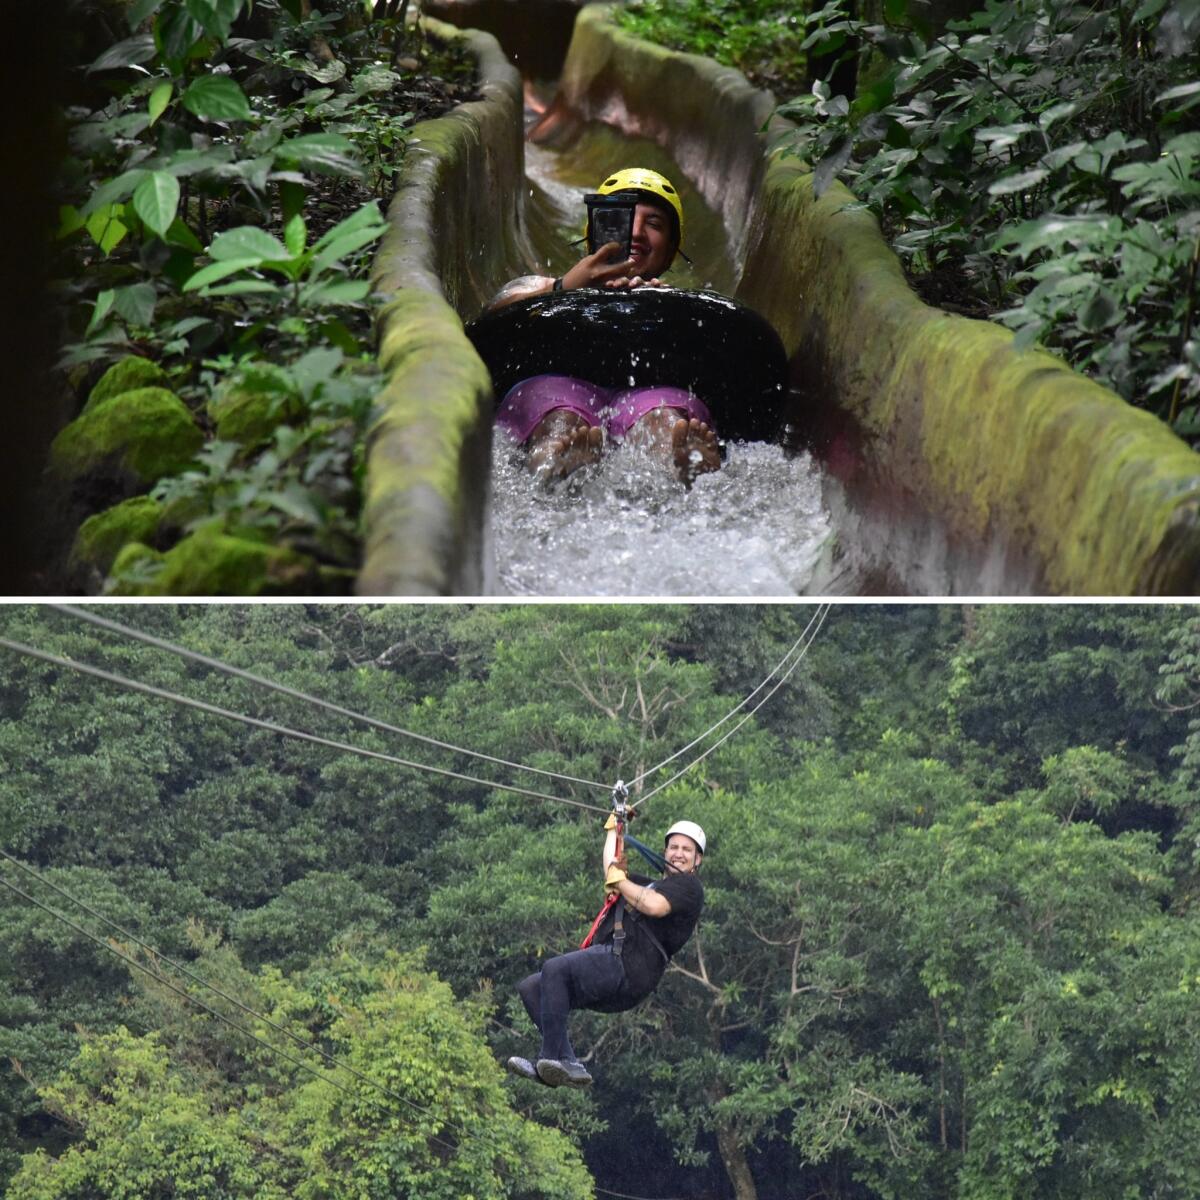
[0,637,609,816]
[52,604,611,793]
[0,868,461,1152]
[633,603,831,811]
[629,604,830,789]
[0,846,455,1129]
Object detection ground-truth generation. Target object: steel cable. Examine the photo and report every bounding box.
[0,637,609,815]
[52,604,611,793]
[632,603,831,811]
[628,603,829,789]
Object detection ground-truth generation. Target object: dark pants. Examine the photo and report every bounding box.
[517,944,627,1062]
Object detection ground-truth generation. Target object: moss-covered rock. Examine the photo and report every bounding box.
[107,525,326,595]
[84,357,170,414]
[207,386,300,447]
[71,495,163,574]
[50,387,203,489]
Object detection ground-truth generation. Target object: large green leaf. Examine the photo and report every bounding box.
[183,258,263,291]
[128,0,167,27]
[185,0,243,40]
[87,35,156,73]
[309,226,386,277]
[85,289,117,335]
[158,6,202,63]
[198,280,279,296]
[311,202,385,253]
[164,218,203,253]
[148,81,174,127]
[300,280,371,306]
[112,283,159,328]
[132,171,181,238]
[284,213,307,259]
[82,169,150,217]
[988,168,1049,196]
[274,134,361,177]
[182,75,253,122]
[209,227,290,263]
[85,206,129,255]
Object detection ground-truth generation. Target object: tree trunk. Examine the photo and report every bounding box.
[715,1122,758,1200]
[710,1081,758,1200]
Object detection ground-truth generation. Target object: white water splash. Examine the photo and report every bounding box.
[485,437,834,596]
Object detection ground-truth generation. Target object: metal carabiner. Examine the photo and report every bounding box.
[611,779,629,823]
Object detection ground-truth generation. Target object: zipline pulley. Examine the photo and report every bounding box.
[610,780,630,826]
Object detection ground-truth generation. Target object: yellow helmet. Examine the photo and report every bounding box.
[596,167,685,247]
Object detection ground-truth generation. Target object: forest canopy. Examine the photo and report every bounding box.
[2,602,1200,1199]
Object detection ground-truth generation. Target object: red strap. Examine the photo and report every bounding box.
[580,891,619,948]
[580,823,623,948]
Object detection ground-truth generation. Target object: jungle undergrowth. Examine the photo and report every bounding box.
[54,0,478,592]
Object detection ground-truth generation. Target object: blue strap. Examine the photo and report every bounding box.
[624,834,668,875]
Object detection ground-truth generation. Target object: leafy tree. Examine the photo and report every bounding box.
[6,945,594,1200]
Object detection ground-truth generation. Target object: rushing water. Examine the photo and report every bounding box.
[485,434,834,596]
[483,114,836,596]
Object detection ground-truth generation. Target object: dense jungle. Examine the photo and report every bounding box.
[2,602,1200,1199]
[6,0,1197,596]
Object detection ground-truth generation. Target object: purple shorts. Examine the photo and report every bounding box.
[496,374,714,444]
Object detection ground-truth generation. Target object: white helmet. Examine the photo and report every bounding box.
[664,820,706,855]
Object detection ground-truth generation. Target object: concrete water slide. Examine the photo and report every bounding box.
[362,0,1200,595]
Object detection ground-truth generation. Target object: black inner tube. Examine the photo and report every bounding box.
[466,288,788,443]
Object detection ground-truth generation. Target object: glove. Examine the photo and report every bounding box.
[604,812,620,831]
[604,862,628,893]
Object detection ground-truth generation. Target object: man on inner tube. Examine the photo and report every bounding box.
[507,816,706,1088]
[485,168,721,485]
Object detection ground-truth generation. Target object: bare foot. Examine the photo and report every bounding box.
[526,410,604,479]
[626,408,721,485]
[671,417,721,486]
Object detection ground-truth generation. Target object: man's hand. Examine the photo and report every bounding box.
[560,243,640,291]
[603,274,669,291]
[604,860,628,893]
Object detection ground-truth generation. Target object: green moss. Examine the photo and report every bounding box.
[107,525,322,596]
[50,387,203,487]
[740,153,1200,593]
[207,387,295,447]
[85,357,170,413]
[72,495,163,573]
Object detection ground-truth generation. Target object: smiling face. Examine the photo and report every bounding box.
[665,832,702,874]
[629,199,679,277]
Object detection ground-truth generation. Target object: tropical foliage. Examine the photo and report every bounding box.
[54,0,474,591]
[3,603,1200,1199]
[617,0,1200,440]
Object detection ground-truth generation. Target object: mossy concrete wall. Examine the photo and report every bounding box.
[552,5,1200,594]
[740,161,1200,593]
[362,19,536,595]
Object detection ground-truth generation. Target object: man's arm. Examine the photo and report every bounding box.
[483,243,642,313]
[603,822,672,916]
[485,274,556,313]
[618,875,671,917]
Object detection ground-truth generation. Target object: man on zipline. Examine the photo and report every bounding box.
[508,813,705,1088]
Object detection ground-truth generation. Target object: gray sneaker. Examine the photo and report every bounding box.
[506,1055,543,1082]
[536,1058,593,1088]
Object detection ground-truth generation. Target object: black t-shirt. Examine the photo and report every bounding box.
[594,870,704,1001]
